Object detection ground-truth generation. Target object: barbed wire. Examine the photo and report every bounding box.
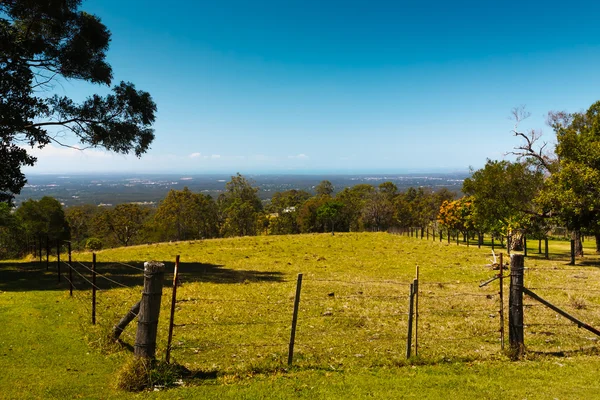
[70,260,137,289]
[174,320,288,327]
[527,286,600,293]
[66,262,100,290]
[110,261,145,272]
[176,297,291,305]
[305,278,411,285]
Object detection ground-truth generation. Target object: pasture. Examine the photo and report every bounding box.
[2,233,600,399]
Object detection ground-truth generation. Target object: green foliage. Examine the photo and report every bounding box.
[462,160,545,238]
[316,201,344,233]
[15,196,70,241]
[0,0,156,203]
[97,203,151,247]
[154,187,218,241]
[219,174,263,237]
[315,180,334,197]
[85,237,103,251]
[268,189,311,235]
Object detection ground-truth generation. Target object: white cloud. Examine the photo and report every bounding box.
[210,154,221,159]
[288,153,309,160]
[189,152,201,158]
[27,144,112,159]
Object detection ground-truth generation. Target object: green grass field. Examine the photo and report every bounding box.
[2,233,600,399]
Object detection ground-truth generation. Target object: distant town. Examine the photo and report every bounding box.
[16,172,468,207]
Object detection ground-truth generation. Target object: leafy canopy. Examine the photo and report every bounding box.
[1,0,157,203]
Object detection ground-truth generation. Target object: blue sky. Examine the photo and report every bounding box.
[26,0,600,174]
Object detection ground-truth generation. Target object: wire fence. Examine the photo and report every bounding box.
[38,239,600,373]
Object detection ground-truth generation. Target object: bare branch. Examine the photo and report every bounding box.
[506,106,555,172]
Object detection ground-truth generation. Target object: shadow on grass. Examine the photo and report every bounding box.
[0,260,285,292]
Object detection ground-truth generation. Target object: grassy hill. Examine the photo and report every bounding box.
[2,233,600,398]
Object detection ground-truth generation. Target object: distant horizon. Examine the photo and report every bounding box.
[24,168,471,177]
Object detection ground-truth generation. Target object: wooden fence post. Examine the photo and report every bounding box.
[545,238,549,259]
[499,253,504,350]
[166,255,180,364]
[509,254,524,359]
[288,273,303,366]
[135,261,166,359]
[414,268,419,357]
[46,235,49,270]
[56,239,61,282]
[523,235,527,257]
[68,242,73,296]
[406,282,415,359]
[92,253,97,325]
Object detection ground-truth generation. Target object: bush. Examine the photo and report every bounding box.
[85,238,103,251]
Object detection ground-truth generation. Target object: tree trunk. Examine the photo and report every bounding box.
[572,230,584,257]
[594,233,600,253]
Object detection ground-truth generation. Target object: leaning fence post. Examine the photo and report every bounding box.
[406,282,415,359]
[166,255,180,364]
[508,254,524,359]
[135,261,166,359]
[92,253,97,325]
[288,273,303,366]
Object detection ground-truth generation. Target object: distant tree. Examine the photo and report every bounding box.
[0,0,157,204]
[269,189,311,235]
[462,160,544,250]
[317,201,344,235]
[335,184,375,231]
[315,180,334,197]
[362,191,395,232]
[15,196,70,242]
[219,173,263,237]
[65,204,97,250]
[297,196,328,233]
[100,204,150,247]
[0,203,23,258]
[437,197,475,239]
[155,187,199,241]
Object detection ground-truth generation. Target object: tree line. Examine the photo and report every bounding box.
[0,173,455,258]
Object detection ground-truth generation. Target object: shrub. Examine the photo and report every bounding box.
[85,238,103,251]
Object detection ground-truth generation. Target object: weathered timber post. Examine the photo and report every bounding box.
[288,273,303,366]
[523,235,527,257]
[414,268,419,357]
[570,240,575,265]
[113,301,141,340]
[135,261,166,359]
[46,235,49,270]
[56,239,61,282]
[68,242,73,296]
[166,255,180,364]
[499,253,504,350]
[92,253,97,325]
[508,254,524,359]
[406,282,415,358]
